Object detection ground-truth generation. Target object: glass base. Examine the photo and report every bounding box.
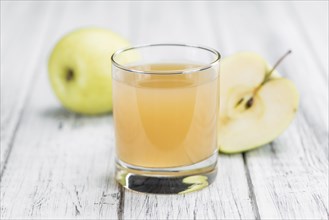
[115,153,217,194]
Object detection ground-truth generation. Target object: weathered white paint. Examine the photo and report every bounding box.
[1,1,328,219]
[123,154,255,220]
[291,1,329,80]
[1,2,130,219]
[209,1,328,219]
[0,1,55,173]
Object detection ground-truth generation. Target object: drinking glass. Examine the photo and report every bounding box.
[111,44,220,194]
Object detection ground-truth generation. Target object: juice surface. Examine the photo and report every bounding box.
[113,63,219,168]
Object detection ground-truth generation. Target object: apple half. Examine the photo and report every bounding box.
[218,52,299,153]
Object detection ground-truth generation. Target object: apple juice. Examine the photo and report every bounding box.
[112,63,219,168]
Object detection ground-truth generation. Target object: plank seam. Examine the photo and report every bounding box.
[0,113,21,181]
[0,3,55,180]
[117,186,125,220]
[0,60,42,180]
[242,153,261,220]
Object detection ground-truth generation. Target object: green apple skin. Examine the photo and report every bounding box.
[48,28,131,114]
[218,52,299,154]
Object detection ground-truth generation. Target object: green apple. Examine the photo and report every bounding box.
[218,51,299,153]
[48,28,131,114]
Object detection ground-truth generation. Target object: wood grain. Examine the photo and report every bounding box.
[1,1,328,219]
[291,1,328,80]
[0,1,55,175]
[123,154,256,220]
[1,2,130,219]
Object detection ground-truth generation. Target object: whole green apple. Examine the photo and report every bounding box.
[48,28,131,114]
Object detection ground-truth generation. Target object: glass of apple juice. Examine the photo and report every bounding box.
[111,44,220,194]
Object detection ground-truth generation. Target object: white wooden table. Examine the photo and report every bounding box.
[1,1,328,219]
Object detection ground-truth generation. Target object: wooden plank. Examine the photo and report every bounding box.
[248,2,328,219]
[258,2,328,145]
[123,155,255,219]
[128,1,218,49]
[246,115,328,219]
[0,2,132,219]
[290,1,328,80]
[208,1,328,219]
[0,1,55,174]
[122,2,255,219]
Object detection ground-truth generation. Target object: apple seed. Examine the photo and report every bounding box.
[245,50,292,110]
[245,97,254,109]
[235,50,292,111]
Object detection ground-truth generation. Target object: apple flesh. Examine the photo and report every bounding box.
[48,28,131,114]
[218,52,299,153]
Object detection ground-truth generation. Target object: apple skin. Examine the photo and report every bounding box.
[48,28,131,114]
[218,52,299,154]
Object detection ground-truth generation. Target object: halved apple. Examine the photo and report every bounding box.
[218,52,299,153]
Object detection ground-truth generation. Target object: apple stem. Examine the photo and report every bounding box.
[260,50,292,87]
[244,50,292,110]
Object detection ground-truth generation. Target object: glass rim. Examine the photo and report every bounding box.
[111,43,221,75]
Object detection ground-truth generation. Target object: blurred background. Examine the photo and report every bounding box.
[2,0,328,145]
